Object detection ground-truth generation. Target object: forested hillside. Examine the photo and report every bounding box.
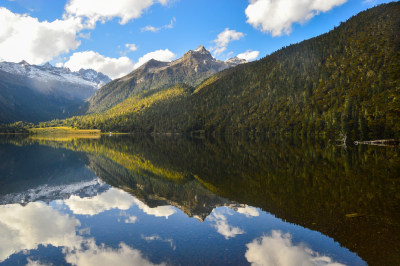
[35,3,400,139]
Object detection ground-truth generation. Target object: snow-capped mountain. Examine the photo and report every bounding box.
[0,61,111,123]
[78,68,111,88]
[225,56,247,66]
[0,61,111,96]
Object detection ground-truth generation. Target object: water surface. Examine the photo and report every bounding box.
[0,135,399,265]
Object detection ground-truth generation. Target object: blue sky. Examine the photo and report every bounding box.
[0,0,393,79]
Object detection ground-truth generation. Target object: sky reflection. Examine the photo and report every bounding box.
[0,183,365,266]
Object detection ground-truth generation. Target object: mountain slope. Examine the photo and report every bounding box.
[87,45,245,113]
[0,61,111,123]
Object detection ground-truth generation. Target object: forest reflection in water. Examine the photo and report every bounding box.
[0,134,399,265]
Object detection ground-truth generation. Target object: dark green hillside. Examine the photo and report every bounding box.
[60,83,194,132]
[161,2,399,139]
[41,3,399,139]
[0,70,84,123]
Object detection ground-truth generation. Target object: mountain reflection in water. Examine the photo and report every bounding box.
[0,135,398,265]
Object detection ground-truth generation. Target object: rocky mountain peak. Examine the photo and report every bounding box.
[182,45,213,61]
[78,68,112,86]
[42,62,54,70]
[19,60,30,66]
[195,45,207,53]
[225,56,247,65]
[144,58,164,67]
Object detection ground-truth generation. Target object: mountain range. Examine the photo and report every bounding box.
[87,45,246,113]
[0,45,245,123]
[0,61,111,123]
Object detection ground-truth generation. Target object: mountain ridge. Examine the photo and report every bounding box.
[87,45,246,113]
[0,61,111,94]
[0,61,111,123]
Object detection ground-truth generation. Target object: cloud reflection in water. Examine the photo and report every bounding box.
[208,208,245,239]
[245,230,346,266]
[0,202,82,262]
[0,192,167,265]
[64,188,135,216]
[64,187,177,219]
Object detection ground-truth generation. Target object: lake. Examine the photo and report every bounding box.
[0,135,399,265]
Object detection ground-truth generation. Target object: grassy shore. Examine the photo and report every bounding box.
[29,127,101,135]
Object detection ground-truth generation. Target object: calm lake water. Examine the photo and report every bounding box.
[0,135,399,266]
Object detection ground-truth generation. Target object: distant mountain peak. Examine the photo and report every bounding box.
[195,45,207,53]
[145,58,163,66]
[181,45,214,62]
[41,62,55,70]
[19,60,30,66]
[225,56,247,65]
[137,59,169,72]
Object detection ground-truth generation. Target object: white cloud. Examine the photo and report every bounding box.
[65,241,165,266]
[78,32,91,39]
[234,206,260,217]
[133,49,176,69]
[245,230,346,266]
[208,209,244,239]
[237,50,260,62]
[141,26,160,33]
[64,187,136,215]
[26,258,51,266]
[245,0,347,36]
[141,235,176,250]
[363,0,378,5]
[0,7,85,64]
[125,43,138,52]
[125,216,138,224]
[211,28,245,56]
[133,198,177,218]
[65,0,170,26]
[0,202,83,262]
[63,51,134,79]
[141,17,176,32]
